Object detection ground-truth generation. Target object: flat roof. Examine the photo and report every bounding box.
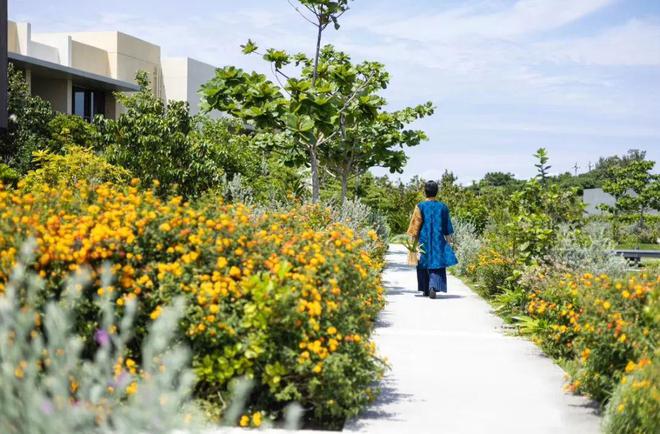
[9,51,140,92]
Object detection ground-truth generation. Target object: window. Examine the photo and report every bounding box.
[72,87,105,121]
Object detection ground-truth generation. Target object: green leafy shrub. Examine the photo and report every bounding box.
[98,72,229,198]
[0,64,54,174]
[20,146,131,190]
[604,351,659,434]
[46,113,100,153]
[567,273,658,402]
[0,241,200,434]
[0,164,20,187]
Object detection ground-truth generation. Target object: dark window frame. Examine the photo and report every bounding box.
[72,87,105,122]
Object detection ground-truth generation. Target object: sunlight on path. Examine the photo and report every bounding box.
[344,244,602,434]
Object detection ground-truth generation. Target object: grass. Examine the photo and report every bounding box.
[616,243,660,251]
[389,233,408,244]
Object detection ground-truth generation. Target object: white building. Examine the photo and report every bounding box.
[6,20,218,119]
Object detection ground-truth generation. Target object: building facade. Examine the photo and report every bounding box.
[583,188,659,216]
[6,20,218,119]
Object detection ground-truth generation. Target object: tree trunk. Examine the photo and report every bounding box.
[341,171,349,205]
[310,145,320,203]
[311,11,324,88]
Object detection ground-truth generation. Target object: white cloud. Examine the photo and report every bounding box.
[539,19,660,66]
[347,0,618,41]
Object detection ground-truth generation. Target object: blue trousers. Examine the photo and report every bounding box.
[417,268,448,294]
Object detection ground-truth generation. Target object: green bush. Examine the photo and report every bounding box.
[604,352,659,434]
[0,164,20,187]
[20,146,131,191]
[0,64,54,174]
[97,72,262,198]
[566,273,657,402]
[0,241,201,434]
[46,113,100,153]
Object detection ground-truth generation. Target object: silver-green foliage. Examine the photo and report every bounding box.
[334,198,391,241]
[0,240,201,434]
[452,219,482,276]
[550,222,628,277]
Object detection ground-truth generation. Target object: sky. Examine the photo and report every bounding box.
[10,0,660,184]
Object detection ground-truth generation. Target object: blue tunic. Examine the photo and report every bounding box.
[417,200,458,270]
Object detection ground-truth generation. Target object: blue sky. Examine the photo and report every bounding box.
[10,0,660,183]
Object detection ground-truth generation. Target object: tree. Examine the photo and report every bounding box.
[293,0,352,86]
[203,1,398,203]
[534,147,551,184]
[601,159,660,240]
[480,171,519,188]
[320,65,434,203]
[0,64,54,174]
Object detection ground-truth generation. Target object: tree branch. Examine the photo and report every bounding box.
[287,0,318,26]
[336,71,377,116]
[271,64,292,97]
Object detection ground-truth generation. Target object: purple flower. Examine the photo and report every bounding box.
[40,399,54,415]
[95,328,110,347]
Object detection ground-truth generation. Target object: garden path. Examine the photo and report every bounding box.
[343,244,603,434]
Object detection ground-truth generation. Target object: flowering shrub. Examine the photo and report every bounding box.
[522,271,658,406]
[0,241,200,434]
[567,273,658,402]
[473,245,516,297]
[604,351,659,434]
[0,180,386,427]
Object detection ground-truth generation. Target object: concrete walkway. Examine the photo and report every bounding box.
[344,244,602,434]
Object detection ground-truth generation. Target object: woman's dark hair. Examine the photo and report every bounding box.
[424,180,439,198]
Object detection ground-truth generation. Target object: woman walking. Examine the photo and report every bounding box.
[406,180,458,299]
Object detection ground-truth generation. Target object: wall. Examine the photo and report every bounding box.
[161,57,218,115]
[7,21,18,52]
[32,33,71,65]
[186,58,216,115]
[71,41,110,77]
[583,188,659,216]
[161,57,188,102]
[31,77,69,113]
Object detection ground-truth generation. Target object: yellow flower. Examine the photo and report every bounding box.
[327,326,337,335]
[126,381,138,396]
[216,257,228,268]
[150,306,162,320]
[239,415,250,427]
[617,404,625,413]
[252,412,262,427]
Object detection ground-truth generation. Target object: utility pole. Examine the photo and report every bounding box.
[0,0,7,135]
